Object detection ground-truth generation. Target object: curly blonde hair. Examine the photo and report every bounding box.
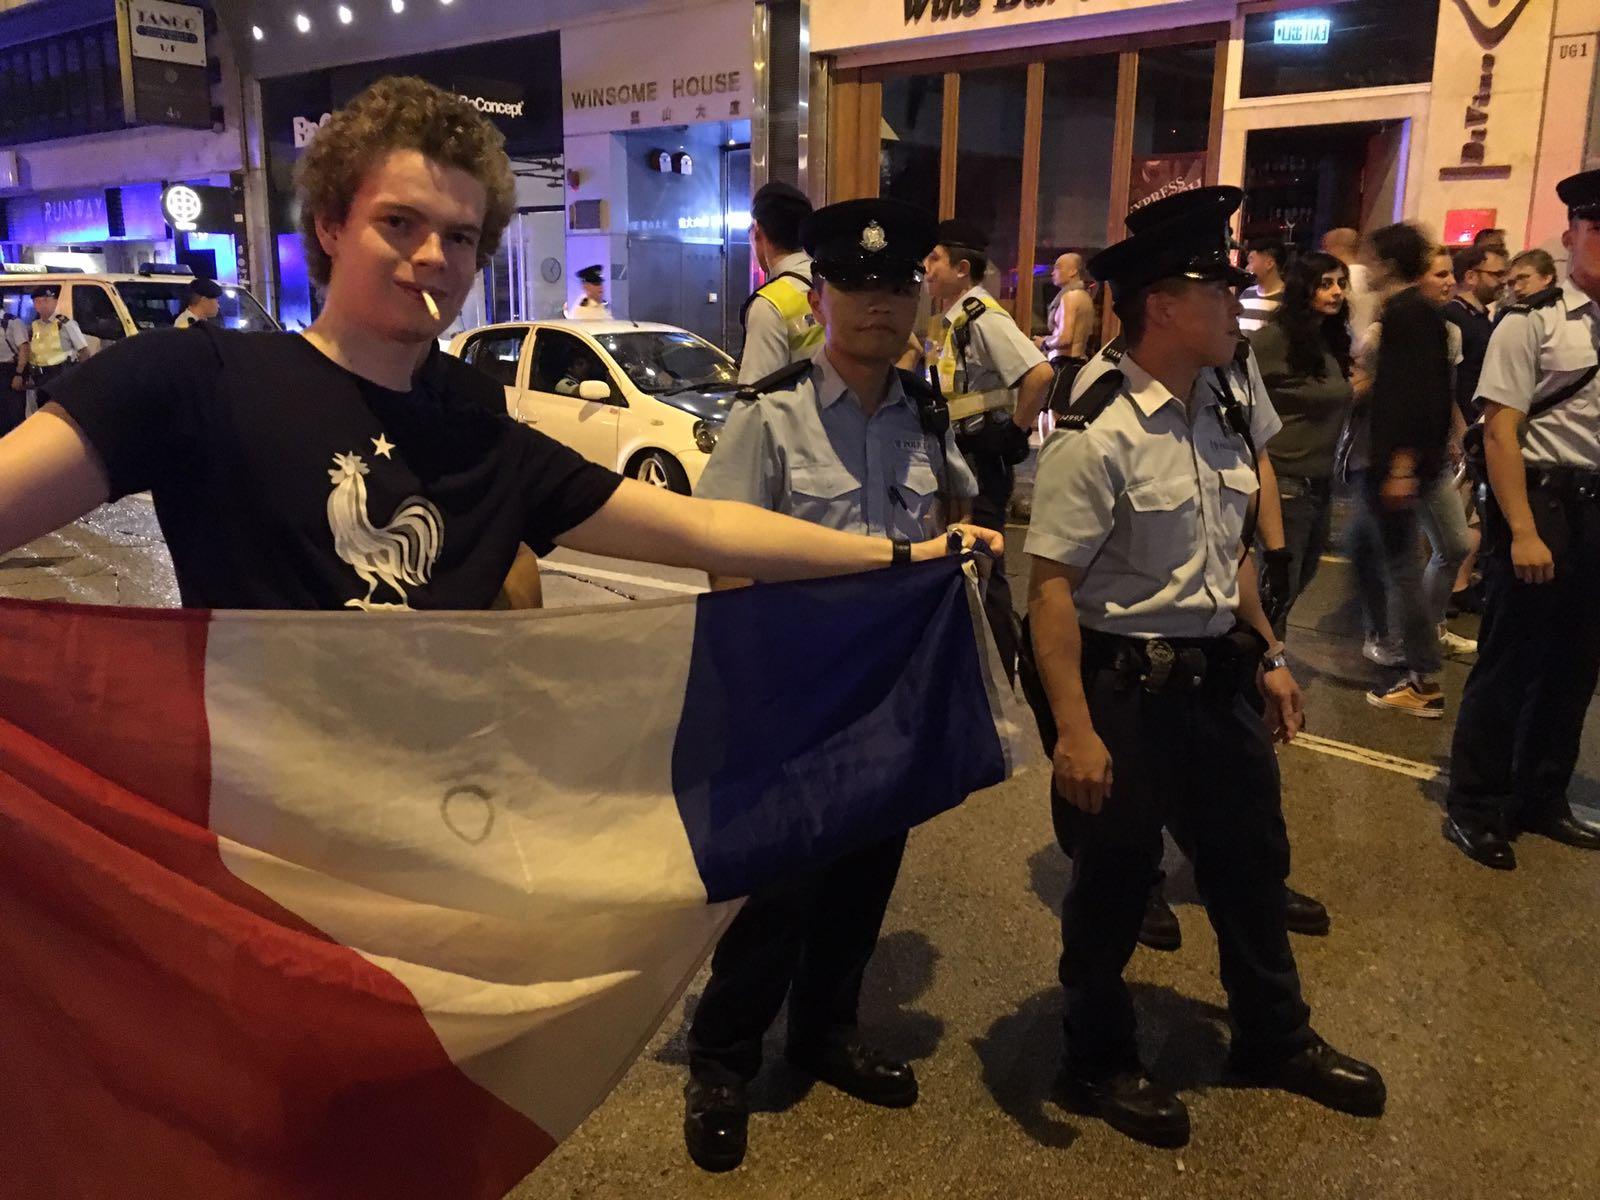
[294,76,518,287]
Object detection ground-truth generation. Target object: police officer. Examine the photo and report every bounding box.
[173,277,223,328]
[564,264,612,320]
[0,306,28,437]
[921,220,1055,676]
[1064,189,1322,949]
[1443,169,1600,870]
[738,180,820,382]
[1026,187,1383,1148]
[685,197,981,1173]
[26,286,88,393]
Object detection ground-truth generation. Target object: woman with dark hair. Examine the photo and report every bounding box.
[1249,251,1353,638]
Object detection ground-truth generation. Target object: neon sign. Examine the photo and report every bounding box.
[1274,16,1331,45]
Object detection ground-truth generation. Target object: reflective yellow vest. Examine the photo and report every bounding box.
[744,269,823,360]
[932,292,1014,422]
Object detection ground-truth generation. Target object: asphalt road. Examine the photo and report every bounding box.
[5,497,1598,1199]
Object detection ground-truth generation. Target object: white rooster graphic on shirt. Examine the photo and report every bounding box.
[326,450,444,610]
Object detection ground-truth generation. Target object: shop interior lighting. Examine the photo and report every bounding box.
[294,13,312,33]
[250,25,264,40]
[337,5,353,24]
[391,0,406,12]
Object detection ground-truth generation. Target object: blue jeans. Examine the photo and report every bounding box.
[1354,471,1471,677]
[1272,474,1334,640]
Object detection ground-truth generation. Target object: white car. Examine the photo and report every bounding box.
[448,319,740,493]
[0,265,278,354]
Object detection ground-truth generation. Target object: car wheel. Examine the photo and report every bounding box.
[633,450,690,494]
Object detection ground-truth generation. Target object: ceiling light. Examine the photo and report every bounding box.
[337,5,353,23]
[251,24,264,40]
[294,13,311,33]
[391,0,406,12]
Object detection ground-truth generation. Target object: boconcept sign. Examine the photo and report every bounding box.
[292,90,524,149]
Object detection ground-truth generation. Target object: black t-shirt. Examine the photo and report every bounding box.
[47,327,623,610]
[1442,295,1493,421]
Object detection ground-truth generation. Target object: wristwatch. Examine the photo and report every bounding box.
[891,536,912,566]
[1262,649,1289,673]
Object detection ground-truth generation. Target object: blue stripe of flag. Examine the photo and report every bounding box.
[671,558,1006,903]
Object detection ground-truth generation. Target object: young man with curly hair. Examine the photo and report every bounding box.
[0,77,998,607]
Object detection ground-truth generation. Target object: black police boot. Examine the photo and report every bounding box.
[684,1076,748,1173]
[1523,807,1600,851]
[1136,883,1182,952]
[1230,1037,1386,1117]
[786,1038,918,1108]
[1443,815,1516,870]
[1057,1068,1191,1148]
[1285,885,1331,936]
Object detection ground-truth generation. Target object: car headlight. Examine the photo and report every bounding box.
[693,419,718,454]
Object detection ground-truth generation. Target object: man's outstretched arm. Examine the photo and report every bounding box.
[0,405,110,556]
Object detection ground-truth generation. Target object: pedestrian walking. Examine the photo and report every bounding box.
[737,181,820,382]
[1026,184,1383,1148]
[1239,236,1287,333]
[1249,251,1354,640]
[1037,252,1098,423]
[682,197,980,1173]
[1443,169,1600,870]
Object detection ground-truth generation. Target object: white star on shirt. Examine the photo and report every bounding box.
[371,433,396,459]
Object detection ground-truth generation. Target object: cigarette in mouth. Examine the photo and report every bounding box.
[421,290,441,320]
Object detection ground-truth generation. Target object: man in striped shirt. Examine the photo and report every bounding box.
[1239,236,1287,333]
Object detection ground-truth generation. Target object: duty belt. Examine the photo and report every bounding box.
[945,389,1014,422]
[1079,626,1265,695]
[1528,464,1600,501]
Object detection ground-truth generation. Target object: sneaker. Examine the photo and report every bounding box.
[1438,625,1477,657]
[1362,636,1404,668]
[1366,678,1444,718]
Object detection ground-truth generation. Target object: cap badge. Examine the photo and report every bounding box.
[860,221,887,253]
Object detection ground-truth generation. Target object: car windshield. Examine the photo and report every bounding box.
[113,281,279,332]
[595,331,736,394]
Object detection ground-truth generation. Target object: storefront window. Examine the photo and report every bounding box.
[1128,42,1215,216]
[1032,54,1118,337]
[1240,0,1439,98]
[955,66,1028,301]
[880,74,943,213]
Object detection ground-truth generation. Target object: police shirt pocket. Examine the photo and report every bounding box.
[1217,465,1259,541]
[1125,476,1197,567]
[891,454,941,537]
[1538,341,1597,376]
[788,461,863,527]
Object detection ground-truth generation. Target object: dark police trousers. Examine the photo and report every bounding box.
[0,373,22,437]
[1052,643,1313,1078]
[957,430,1019,680]
[1448,471,1600,831]
[688,832,907,1083]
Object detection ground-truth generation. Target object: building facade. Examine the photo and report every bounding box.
[809,0,1600,335]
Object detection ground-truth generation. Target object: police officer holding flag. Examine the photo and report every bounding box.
[1026,186,1383,1148]
[921,220,1055,674]
[738,181,821,382]
[684,197,982,1174]
[1444,168,1600,869]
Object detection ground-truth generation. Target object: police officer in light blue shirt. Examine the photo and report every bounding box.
[1025,186,1383,1149]
[685,197,978,1174]
[1444,167,1600,869]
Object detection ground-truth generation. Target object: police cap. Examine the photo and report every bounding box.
[751,181,812,230]
[29,284,58,299]
[1089,186,1251,301]
[802,198,936,288]
[576,264,604,285]
[189,277,223,300]
[1556,168,1600,221]
[934,219,989,255]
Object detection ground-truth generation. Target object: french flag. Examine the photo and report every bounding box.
[0,558,1032,1198]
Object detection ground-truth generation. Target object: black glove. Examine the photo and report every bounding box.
[1000,417,1032,465]
[1259,547,1294,629]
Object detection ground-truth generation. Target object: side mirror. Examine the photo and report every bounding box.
[577,379,612,403]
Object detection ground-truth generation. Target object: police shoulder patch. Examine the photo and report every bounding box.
[1099,336,1126,365]
[734,358,812,401]
[1497,283,1562,323]
[1058,368,1124,431]
[961,295,990,324]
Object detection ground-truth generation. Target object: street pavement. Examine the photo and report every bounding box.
[4,497,1599,1198]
